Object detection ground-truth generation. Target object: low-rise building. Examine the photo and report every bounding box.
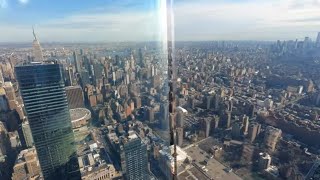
[78,143,121,180]
[159,145,192,179]
[70,108,91,142]
[11,147,42,180]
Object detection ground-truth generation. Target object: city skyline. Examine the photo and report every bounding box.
[0,0,319,42]
[0,21,319,179]
[0,1,320,180]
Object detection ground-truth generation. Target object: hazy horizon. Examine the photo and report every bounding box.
[0,39,305,45]
[0,0,319,42]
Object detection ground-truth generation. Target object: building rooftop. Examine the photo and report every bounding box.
[108,132,119,143]
[15,60,57,67]
[78,149,107,176]
[0,87,6,95]
[3,81,12,87]
[15,147,37,165]
[70,108,91,122]
[177,106,188,113]
[159,145,191,164]
[66,85,82,90]
[128,131,138,140]
[259,152,271,160]
[265,126,282,134]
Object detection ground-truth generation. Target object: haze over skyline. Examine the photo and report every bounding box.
[0,0,319,42]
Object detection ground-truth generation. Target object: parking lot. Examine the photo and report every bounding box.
[185,145,242,180]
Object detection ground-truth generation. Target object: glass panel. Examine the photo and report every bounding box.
[0,0,172,180]
[2,0,319,180]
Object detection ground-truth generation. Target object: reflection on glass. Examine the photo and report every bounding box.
[1,1,172,180]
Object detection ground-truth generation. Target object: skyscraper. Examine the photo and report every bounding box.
[258,152,271,170]
[64,66,75,86]
[176,127,183,147]
[160,101,169,130]
[15,62,80,180]
[4,81,17,110]
[138,48,144,67]
[32,27,44,62]
[92,61,104,84]
[242,115,249,135]
[120,132,148,180]
[231,121,242,139]
[80,69,90,87]
[21,120,34,148]
[72,51,81,73]
[248,122,261,143]
[204,118,212,138]
[264,126,281,152]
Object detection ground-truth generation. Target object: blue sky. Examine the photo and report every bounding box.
[0,0,319,42]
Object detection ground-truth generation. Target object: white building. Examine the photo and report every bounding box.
[159,145,192,179]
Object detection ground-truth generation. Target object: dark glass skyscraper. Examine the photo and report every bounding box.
[15,62,80,180]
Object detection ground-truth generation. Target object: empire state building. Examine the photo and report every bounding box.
[32,27,44,61]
